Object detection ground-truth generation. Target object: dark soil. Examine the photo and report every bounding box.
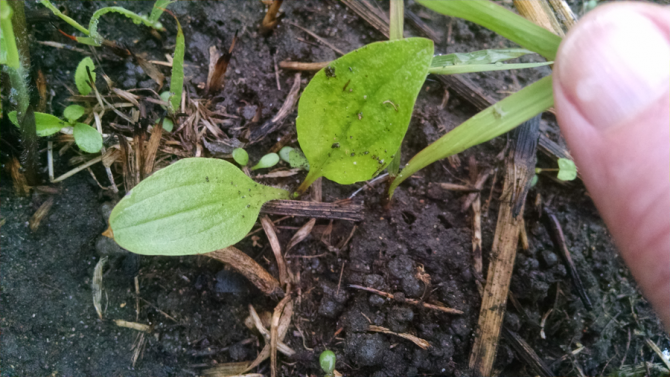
[1,1,668,377]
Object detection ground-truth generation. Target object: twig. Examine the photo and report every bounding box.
[502,328,554,377]
[279,60,329,71]
[261,216,289,287]
[52,155,103,182]
[271,295,292,377]
[369,325,431,350]
[542,207,593,310]
[349,285,463,314]
[349,173,389,199]
[260,0,284,36]
[248,72,301,143]
[206,247,284,297]
[47,141,54,181]
[469,116,541,376]
[285,21,345,55]
[462,169,492,212]
[261,200,364,222]
[336,261,346,296]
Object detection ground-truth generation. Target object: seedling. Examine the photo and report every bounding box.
[8,57,104,153]
[232,148,249,166]
[251,153,280,171]
[535,158,578,181]
[279,146,309,170]
[319,349,336,377]
[108,0,564,257]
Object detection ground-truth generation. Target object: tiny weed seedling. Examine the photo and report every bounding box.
[251,153,280,171]
[535,158,578,181]
[8,57,103,153]
[108,0,574,257]
[319,349,336,377]
[232,148,249,167]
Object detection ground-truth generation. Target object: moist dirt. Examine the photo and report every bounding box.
[1,1,668,376]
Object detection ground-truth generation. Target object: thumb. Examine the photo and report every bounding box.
[553,2,670,329]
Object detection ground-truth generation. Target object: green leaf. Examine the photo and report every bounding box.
[428,61,552,75]
[8,110,65,136]
[75,57,96,95]
[557,158,577,181]
[0,24,7,65]
[417,0,561,60]
[149,0,176,23]
[251,153,280,171]
[168,15,185,114]
[279,146,310,170]
[296,38,434,191]
[158,117,174,132]
[431,48,534,67]
[39,0,90,36]
[73,122,102,153]
[389,75,554,197]
[89,6,165,44]
[109,158,290,256]
[232,148,249,166]
[63,104,86,123]
[320,350,336,375]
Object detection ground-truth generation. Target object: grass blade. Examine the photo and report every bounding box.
[168,13,185,114]
[431,48,534,67]
[417,0,561,60]
[388,75,554,197]
[149,0,175,23]
[429,61,552,75]
[389,0,403,40]
[89,7,165,44]
[39,0,90,35]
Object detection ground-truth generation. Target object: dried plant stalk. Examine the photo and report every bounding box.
[207,247,284,297]
[286,218,316,252]
[261,216,288,286]
[29,197,54,231]
[279,60,329,71]
[92,256,108,319]
[114,319,152,333]
[369,325,430,350]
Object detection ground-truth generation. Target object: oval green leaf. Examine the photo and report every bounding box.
[296,38,434,189]
[9,110,65,136]
[279,146,310,171]
[251,153,280,171]
[75,57,96,95]
[232,148,249,166]
[73,122,103,153]
[557,158,577,181]
[109,158,290,256]
[63,104,86,123]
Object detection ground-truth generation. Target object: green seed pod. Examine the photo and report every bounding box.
[233,148,249,166]
[319,349,336,375]
[251,153,279,171]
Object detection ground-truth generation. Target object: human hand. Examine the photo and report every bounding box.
[553,2,670,330]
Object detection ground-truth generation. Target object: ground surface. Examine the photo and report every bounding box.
[1,1,668,377]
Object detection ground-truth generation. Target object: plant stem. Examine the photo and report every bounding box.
[39,0,90,35]
[389,0,403,40]
[295,169,321,197]
[1,0,29,118]
[388,146,401,177]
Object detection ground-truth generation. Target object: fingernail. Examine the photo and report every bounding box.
[556,7,670,131]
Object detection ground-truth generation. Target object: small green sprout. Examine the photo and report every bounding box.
[251,153,279,171]
[158,118,174,132]
[75,57,96,95]
[159,91,171,109]
[232,148,249,166]
[63,104,86,123]
[279,146,310,170]
[534,158,578,181]
[319,349,336,377]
